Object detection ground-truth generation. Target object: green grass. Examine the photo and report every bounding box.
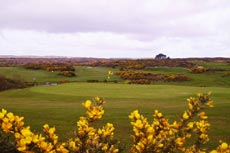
[0,62,230,151]
[1,65,230,87]
[192,60,230,70]
[0,66,67,82]
[0,83,229,151]
[74,66,121,82]
[0,66,121,83]
[142,66,230,87]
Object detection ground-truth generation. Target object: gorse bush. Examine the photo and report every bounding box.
[58,71,76,77]
[24,63,75,72]
[90,59,195,69]
[0,93,229,153]
[129,93,214,153]
[116,71,190,84]
[0,75,27,91]
[191,67,207,73]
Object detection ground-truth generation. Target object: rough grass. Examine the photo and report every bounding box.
[0,66,64,82]
[1,64,230,87]
[141,65,230,87]
[0,66,121,83]
[0,83,229,151]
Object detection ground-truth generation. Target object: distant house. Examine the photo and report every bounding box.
[155,53,168,60]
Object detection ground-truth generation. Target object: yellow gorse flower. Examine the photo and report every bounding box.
[83,100,92,109]
[82,97,106,121]
[0,93,229,153]
[182,111,190,120]
[107,70,113,80]
[199,112,208,120]
[129,93,219,153]
[108,70,113,75]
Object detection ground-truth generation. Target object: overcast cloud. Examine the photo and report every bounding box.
[0,0,230,58]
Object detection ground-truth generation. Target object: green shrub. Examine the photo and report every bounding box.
[0,75,27,91]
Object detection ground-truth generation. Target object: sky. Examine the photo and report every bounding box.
[0,0,230,58]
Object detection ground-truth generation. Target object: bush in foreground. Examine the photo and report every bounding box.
[0,93,229,152]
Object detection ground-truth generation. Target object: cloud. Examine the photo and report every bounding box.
[1,0,229,34]
[1,29,229,58]
[0,29,157,58]
[0,0,230,58]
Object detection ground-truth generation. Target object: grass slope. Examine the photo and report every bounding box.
[1,63,230,87]
[143,66,230,87]
[0,66,120,83]
[0,83,229,150]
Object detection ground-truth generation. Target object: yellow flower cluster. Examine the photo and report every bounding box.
[66,97,119,153]
[0,96,119,152]
[129,93,225,153]
[82,96,105,121]
[210,142,230,153]
[108,70,113,80]
[129,109,183,152]
[0,93,229,153]
[0,108,68,152]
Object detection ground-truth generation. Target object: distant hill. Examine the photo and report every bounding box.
[0,55,230,66]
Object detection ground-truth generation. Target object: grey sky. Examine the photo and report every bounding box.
[0,0,230,58]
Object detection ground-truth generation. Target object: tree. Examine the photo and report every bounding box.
[155,53,167,60]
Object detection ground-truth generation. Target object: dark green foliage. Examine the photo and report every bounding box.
[24,62,75,72]
[90,59,195,69]
[0,130,18,153]
[58,71,76,77]
[87,80,99,83]
[0,75,27,91]
[222,72,230,77]
[155,53,167,59]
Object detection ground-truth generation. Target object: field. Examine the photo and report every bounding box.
[0,66,121,83]
[0,59,230,151]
